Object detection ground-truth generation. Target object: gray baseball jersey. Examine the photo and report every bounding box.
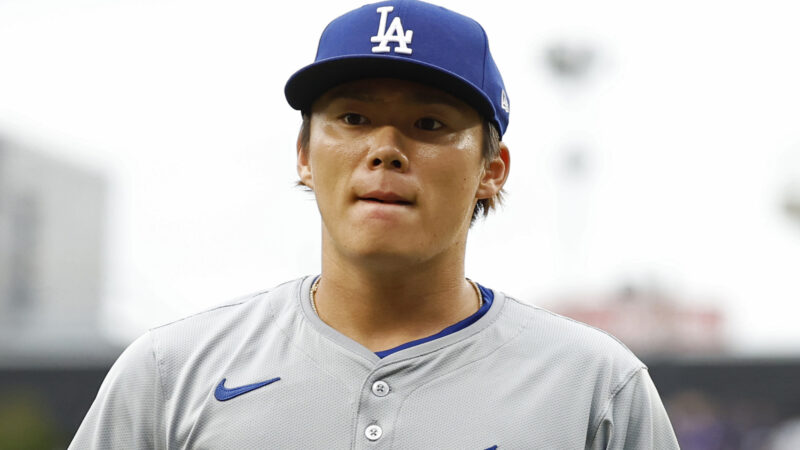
[71,276,679,449]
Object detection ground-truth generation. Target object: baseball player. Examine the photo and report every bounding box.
[71,1,679,448]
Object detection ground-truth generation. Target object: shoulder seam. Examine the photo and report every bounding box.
[148,330,169,433]
[149,289,272,332]
[145,287,274,402]
[504,297,644,364]
[587,366,648,447]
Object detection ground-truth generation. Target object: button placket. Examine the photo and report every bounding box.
[356,373,397,446]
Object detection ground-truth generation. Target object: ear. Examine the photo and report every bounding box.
[475,142,510,200]
[296,134,314,190]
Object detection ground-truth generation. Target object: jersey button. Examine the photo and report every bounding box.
[365,424,383,441]
[371,380,390,397]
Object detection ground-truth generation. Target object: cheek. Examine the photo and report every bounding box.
[420,138,483,195]
[309,133,362,192]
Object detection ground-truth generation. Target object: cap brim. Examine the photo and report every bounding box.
[284,55,498,127]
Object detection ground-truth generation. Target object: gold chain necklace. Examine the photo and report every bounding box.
[310,277,482,315]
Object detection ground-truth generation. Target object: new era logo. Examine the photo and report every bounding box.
[371,6,413,55]
[501,89,510,113]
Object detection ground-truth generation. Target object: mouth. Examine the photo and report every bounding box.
[361,197,413,205]
[358,191,414,206]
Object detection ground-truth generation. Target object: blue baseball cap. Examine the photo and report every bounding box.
[284,0,510,137]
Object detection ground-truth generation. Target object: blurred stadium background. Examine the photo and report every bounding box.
[1,0,799,448]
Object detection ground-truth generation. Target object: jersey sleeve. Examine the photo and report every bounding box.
[69,332,166,450]
[588,367,680,450]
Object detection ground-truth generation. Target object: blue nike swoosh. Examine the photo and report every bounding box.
[214,377,281,401]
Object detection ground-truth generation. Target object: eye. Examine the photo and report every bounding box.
[341,113,368,125]
[415,117,443,131]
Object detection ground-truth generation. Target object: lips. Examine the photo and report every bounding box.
[358,190,414,205]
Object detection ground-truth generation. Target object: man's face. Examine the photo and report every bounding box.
[298,78,498,268]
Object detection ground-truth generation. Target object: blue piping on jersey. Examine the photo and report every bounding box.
[374,284,495,358]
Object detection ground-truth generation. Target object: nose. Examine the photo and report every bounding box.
[366,126,409,172]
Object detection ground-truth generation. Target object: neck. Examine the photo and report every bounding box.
[313,237,480,353]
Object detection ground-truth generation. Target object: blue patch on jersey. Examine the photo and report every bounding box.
[374,283,495,358]
[214,377,281,401]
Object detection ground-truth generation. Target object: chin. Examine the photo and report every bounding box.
[321,218,465,268]
[345,240,427,265]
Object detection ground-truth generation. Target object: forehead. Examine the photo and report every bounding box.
[312,78,479,117]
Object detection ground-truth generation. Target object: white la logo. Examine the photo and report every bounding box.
[371,6,413,55]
